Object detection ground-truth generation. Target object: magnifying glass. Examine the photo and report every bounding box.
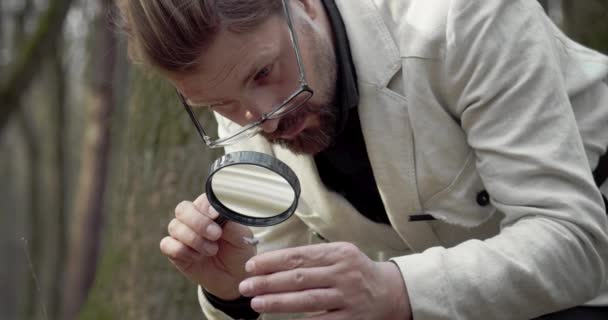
[206,151,301,229]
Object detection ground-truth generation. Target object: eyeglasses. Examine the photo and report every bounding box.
[178,0,314,148]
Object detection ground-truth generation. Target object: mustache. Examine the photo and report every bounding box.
[262,101,338,155]
[265,102,334,140]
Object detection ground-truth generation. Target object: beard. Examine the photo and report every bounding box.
[261,24,338,155]
[262,100,336,155]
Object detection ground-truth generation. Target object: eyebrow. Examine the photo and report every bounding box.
[186,46,279,107]
[241,49,277,88]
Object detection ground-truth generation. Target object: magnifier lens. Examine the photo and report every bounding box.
[211,164,295,219]
[206,151,300,227]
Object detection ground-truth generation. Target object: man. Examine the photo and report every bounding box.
[118,0,608,319]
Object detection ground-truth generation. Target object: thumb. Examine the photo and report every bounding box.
[168,257,196,277]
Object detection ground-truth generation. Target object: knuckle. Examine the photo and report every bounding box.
[186,230,199,247]
[333,290,345,302]
[266,297,281,310]
[335,242,359,259]
[159,237,171,253]
[302,291,321,308]
[174,201,190,218]
[193,194,210,209]
[195,218,210,236]
[167,219,179,235]
[346,269,364,284]
[285,252,305,269]
[293,270,305,286]
[252,278,265,292]
[160,238,180,259]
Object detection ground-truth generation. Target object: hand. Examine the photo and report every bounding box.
[238,242,412,319]
[160,193,256,300]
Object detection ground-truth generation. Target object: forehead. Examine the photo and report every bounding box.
[169,15,286,100]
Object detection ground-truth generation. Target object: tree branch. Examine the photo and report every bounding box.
[0,0,74,132]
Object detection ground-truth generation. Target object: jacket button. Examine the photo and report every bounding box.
[477,190,490,206]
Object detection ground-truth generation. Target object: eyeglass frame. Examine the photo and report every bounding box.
[177,0,314,148]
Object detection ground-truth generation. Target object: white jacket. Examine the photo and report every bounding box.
[200,0,608,319]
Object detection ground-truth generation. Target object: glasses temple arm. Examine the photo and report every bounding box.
[282,0,307,84]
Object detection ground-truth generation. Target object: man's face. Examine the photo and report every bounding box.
[169,7,337,155]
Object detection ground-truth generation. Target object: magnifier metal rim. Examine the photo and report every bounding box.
[206,151,301,227]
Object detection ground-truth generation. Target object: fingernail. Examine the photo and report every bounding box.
[245,260,255,273]
[206,224,221,239]
[251,297,264,312]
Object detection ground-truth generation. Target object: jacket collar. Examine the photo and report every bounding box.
[334,0,402,87]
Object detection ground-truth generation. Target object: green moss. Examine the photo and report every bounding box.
[78,248,126,320]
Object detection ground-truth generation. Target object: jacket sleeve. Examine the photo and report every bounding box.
[392,0,608,319]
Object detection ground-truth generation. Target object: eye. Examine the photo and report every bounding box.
[253,65,273,81]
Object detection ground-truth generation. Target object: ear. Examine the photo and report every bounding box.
[294,0,321,20]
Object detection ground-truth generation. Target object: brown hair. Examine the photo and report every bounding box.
[117,0,283,72]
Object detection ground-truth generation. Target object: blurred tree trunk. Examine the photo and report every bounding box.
[12,1,46,319]
[0,2,3,49]
[62,0,117,319]
[0,0,73,132]
[562,0,608,54]
[17,107,44,320]
[48,37,68,320]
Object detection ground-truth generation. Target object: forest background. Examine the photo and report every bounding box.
[0,0,606,319]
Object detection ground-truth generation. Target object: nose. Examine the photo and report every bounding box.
[242,106,279,133]
[243,94,281,133]
[258,118,280,133]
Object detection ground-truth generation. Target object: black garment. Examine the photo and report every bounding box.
[203,290,258,320]
[313,0,390,224]
[593,149,608,210]
[532,306,608,320]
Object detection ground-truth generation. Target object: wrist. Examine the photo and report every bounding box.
[379,261,413,320]
[202,286,242,301]
[202,289,259,320]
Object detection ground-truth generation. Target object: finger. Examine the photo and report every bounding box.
[250,289,344,314]
[175,200,222,241]
[247,242,352,275]
[192,193,219,219]
[167,219,218,256]
[239,266,335,297]
[159,236,200,261]
[301,311,348,320]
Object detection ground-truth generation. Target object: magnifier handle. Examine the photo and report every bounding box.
[214,214,260,246]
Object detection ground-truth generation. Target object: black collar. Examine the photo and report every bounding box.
[321,0,359,135]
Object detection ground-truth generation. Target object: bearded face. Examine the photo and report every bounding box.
[168,4,338,155]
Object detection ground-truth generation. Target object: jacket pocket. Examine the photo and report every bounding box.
[422,152,496,227]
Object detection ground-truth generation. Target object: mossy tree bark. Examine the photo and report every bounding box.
[79,66,222,320]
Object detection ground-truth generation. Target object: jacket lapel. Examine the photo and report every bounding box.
[336,0,440,251]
